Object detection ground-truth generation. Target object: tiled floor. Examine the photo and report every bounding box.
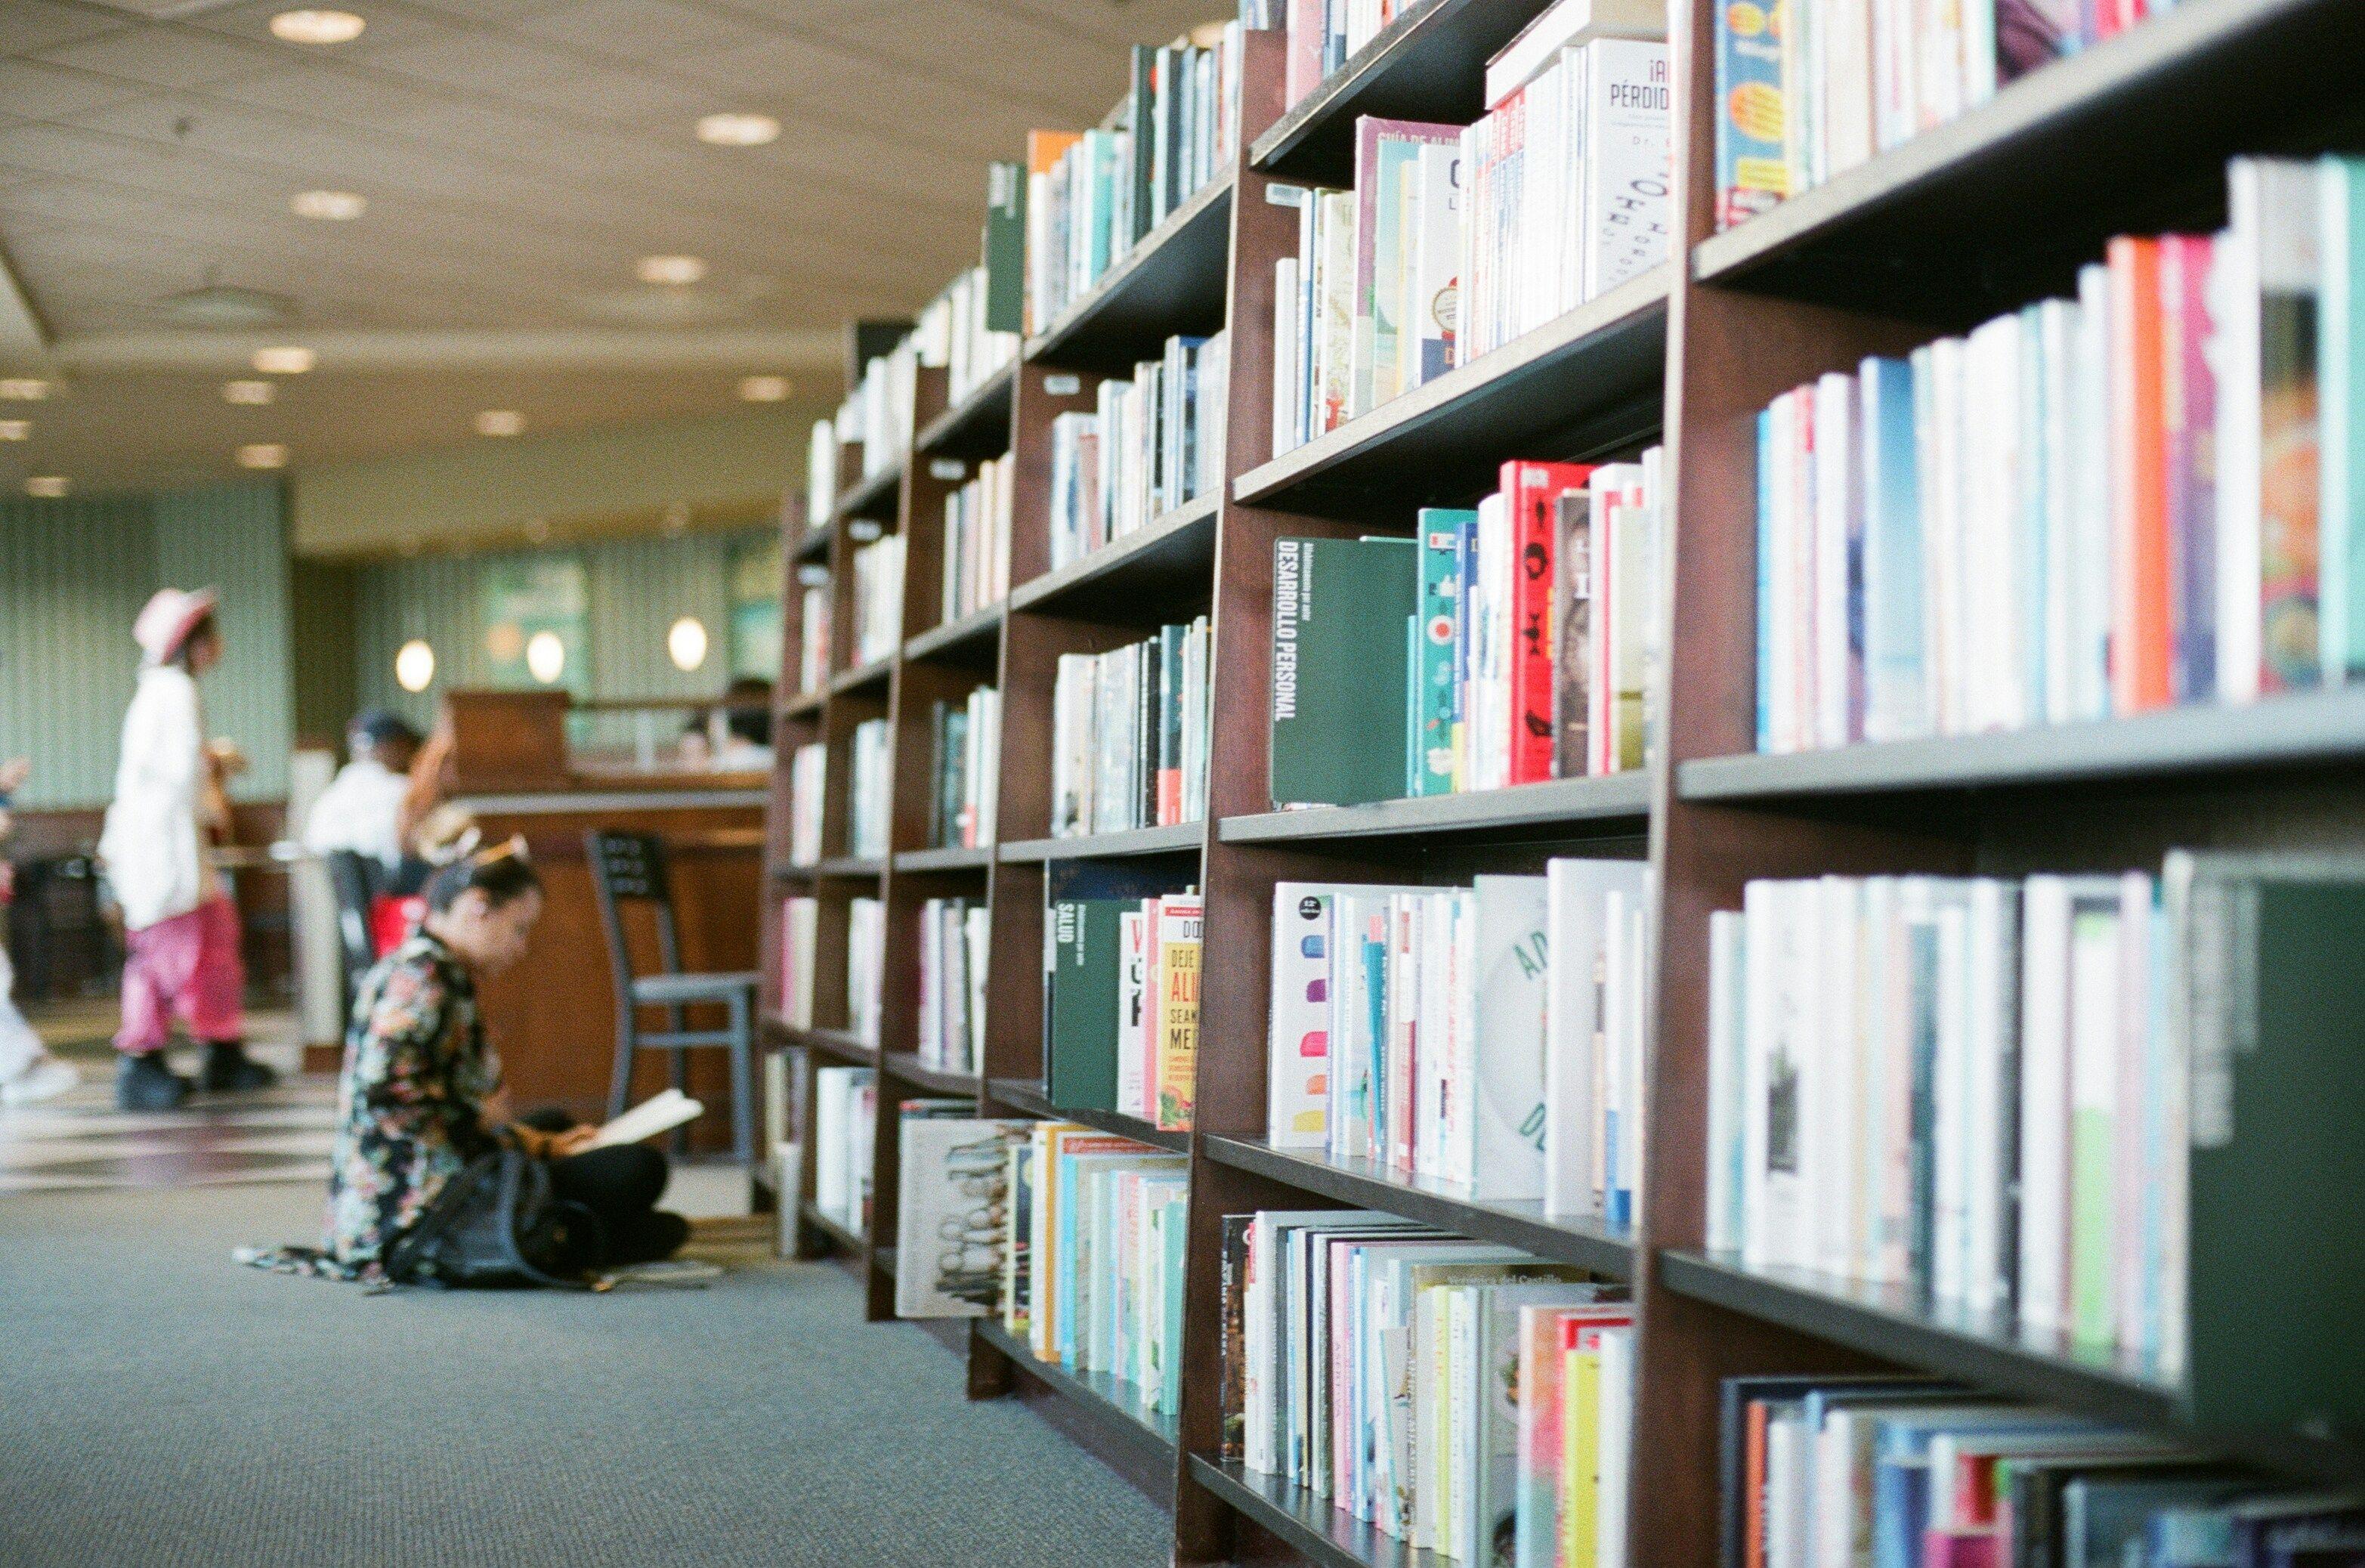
[0,1004,755,1216]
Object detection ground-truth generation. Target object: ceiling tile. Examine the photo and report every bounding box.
[33,25,279,90]
[0,59,159,121]
[0,2,128,57]
[366,31,577,92]
[512,0,762,63]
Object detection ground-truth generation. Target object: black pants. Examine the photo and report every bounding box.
[517,1109,689,1269]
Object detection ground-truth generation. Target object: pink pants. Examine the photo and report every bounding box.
[116,895,245,1055]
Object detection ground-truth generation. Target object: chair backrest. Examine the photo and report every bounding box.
[323,850,382,1000]
[584,830,682,997]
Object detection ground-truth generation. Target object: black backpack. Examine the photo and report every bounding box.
[385,1149,606,1290]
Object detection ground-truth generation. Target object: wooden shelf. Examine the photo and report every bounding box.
[1680,688,2365,806]
[831,461,903,525]
[829,654,894,697]
[1232,267,1668,518]
[1248,0,1550,186]
[1690,0,2365,321]
[1006,493,1219,622]
[1220,772,1652,846]
[810,855,885,879]
[975,1316,1182,1453]
[781,688,825,720]
[892,843,996,872]
[1023,173,1234,373]
[1188,1457,1447,1568]
[915,363,1016,459]
[986,1078,1190,1153]
[1203,1137,1633,1279]
[793,524,833,562]
[762,1016,880,1066]
[880,1050,979,1096]
[999,821,1204,862]
[902,601,1004,664]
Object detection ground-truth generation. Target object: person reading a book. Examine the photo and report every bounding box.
[243,843,688,1284]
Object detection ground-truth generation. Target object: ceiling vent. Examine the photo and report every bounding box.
[153,285,298,328]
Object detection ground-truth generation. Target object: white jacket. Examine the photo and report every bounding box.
[302,756,411,871]
[99,666,219,931]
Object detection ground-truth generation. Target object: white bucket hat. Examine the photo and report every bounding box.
[132,586,218,665]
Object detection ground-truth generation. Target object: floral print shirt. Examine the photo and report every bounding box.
[240,931,502,1283]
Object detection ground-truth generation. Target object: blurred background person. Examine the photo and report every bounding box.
[304,710,424,881]
[0,756,79,1106]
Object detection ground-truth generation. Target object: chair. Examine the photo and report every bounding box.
[324,850,383,1024]
[585,830,759,1163]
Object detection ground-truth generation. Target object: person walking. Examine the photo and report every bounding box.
[99,588,274,1111]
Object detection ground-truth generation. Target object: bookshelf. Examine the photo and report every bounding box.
[752,0,2365,1560]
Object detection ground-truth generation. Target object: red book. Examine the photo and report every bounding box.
[1744,1399,1770,1568]
[2108,237,2173,713]
[1501,460,1594,785]
[1285,0,1325,107]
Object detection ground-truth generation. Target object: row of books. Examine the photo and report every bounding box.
[1265,859,1649,1226]
[1712,0,2169,231]
[812,1064,876,1231]
[847,717,890,861]
[787,741,825,866]
[926,686,1001,851]
[848,894,884,1044]
[1047,330,1230,574]
[1270,32,1669,452]
[849,531,904,669]
[1706,869,2200,1374]
[915,898,990,1075]
[941,455,1011,626]
[1007,1126,1190,1415]
[1223,1205,1629,1560]
[1727,1374,2363,1568]
[1022,23,1245,338]
[1046,874,1204,1130]
[893,1110,1028,1318]
[1269,453,1665,809]
[1050,617,1213,838]
[916,263,1020,412]
[778,895,817,1028]
[1755,155,2365,755]
[795,573,830,696]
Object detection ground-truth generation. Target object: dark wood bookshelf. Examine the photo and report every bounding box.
[1219,772,1652,846]
[831,460,904,525]
[1188,1457,1448,1568]
[986,1077,1190,1153]
[793,524,833,562]
[1247,0,1548,186]
[1204,1137,1633,1279]
[809,855,885,879]
[915,363,1016,459]
[1005,493,1220,620]
[891,844,995,872]
[761,1017,880,1068]
[1024,172,1235,372]
[799,1200,864,1255]
[975,1316,1182,1452]
[781,688,824,720]
[1689,0,2365,323]
[1229,265,1667,518]
[879,1050,978,1096]
[998,821,1205,861]
[902,601,1005,664]
[828,654,894,697]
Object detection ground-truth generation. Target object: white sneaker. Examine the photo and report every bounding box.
[2,1055,82,1106]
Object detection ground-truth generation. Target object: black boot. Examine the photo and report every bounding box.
[116,1051,192,1111]
[200,1040,277,1093]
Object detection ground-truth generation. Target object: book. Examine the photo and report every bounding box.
[1484,0,1668,108]
[587,1087,703,1150]
[894,1116,1030,1317]
[1269,536,1418,806]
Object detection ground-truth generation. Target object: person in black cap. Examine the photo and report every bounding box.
[303,710,423,880]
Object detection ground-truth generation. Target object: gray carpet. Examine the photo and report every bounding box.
[0,1183,1170,1567]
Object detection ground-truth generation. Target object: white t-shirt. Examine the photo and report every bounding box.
[302,756,411,871]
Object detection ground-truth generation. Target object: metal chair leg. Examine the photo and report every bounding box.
[728,991,755,1165]
[607,1012,635,1121]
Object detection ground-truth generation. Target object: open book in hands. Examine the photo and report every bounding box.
[588,1088,705,1150]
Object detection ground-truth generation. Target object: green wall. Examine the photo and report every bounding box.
[0,484,293,809]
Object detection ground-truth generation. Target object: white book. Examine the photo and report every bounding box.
[2071,264,2116,721]
[1779,878,1821,1274]
[1923,336,1966,734]
[1482,0,1665,108]
[1274,255,1302,456]
[1705,909,1748,1255]
[895,1117,1029,1318]
[1813,374,1855,750]
[1545,856,1649,1218]
[1573,39,1671,305]
[1470,874,1552,1200]
[2113,872,2153,1357]
[1118,908,1150,1119]
[1597,1322,1634,1568]
[1411,143,1461,389]
[1963,879,2020,1316]
[2017,877,2073,1333]
[1740,880,1783,1269]
[1823,0,1874,178]
[1850,877,1894,1282]
[1267,884,1337,1149]
[1815,876,1860,1279]
[2037,298,2081,726]
[589,1087,703,1150]
[1930,895,1970,1306]
[1415,888,1456,1178]
[1764,393,1800,753]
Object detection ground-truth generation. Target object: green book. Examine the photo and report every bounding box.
[2321,156,2365,680]
[1127,47,1156,245]
[983,160,1026,334]
[1269,536,1417,807]
[1043,860,1175,1111]
[1414,509,1473,797]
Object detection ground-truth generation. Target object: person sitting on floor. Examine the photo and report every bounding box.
[242,843,688,1285]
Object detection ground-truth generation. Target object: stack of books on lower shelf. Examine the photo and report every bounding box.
[1223,1207,1631,1560]
[928,687,1002,850]
[917,896,989,1075]
[942,456,1012,624]
[812,1065,877,1232]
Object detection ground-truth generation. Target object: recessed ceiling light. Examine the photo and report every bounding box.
[0,379,51,401]
[394,639,434,692]
[25,476,69,498]
[237,443,289,470]
[668,617,710,672]
[524,630,566,684]
[635,254,707,286]
[290,189,366,221]
[475,409,524,437]
[696,112,780,147]
[738,374,791,403]
[0,420,27,441]
[223,379,277,406]
[270,9,366,45]
[252,345,315,374]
